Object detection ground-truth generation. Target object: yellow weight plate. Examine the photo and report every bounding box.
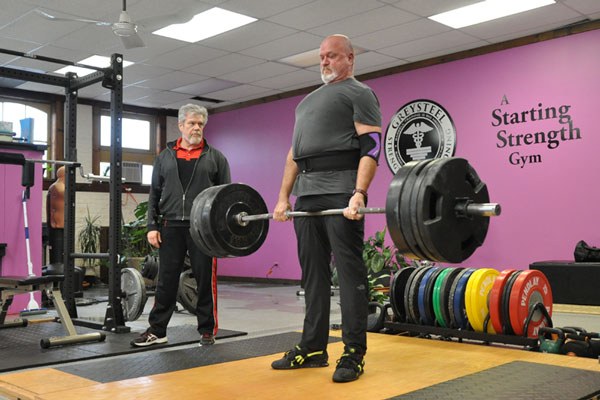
[465,268,499,332]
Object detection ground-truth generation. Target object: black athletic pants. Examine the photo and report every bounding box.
[148,224,217,338]
[294,194,369,355]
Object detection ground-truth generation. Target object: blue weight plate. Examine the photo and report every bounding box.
[405,266,432,324]
[390,266,416,322]
[449,268,475,329]
[418,267,442,325]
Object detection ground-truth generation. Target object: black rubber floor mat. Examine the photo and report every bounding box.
[391,361,600,400]
[58,332,342,383]
[0,322,246,373]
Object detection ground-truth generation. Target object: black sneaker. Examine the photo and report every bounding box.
[199,333,215,346]
[332,348,365,383]
[271,345,329,369]
[130,330,168,347]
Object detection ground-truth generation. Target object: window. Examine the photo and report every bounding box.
[0,101,49,146]
[98,110,156,184]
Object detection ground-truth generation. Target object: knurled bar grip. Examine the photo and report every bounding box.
[236,203,501,225]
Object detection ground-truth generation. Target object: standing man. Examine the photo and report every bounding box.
[131,104,231,347]
[47,166,65,263]
[271,35,382,383]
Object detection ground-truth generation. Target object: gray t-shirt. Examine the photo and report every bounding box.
[292,77,381,197]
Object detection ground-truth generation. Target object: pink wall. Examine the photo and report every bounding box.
[1,145,44,312]
[208,28,600,280]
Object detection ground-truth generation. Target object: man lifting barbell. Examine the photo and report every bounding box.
[187,35,499,384]
[271,34,382,383]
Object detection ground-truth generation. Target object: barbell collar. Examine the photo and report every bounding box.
[236,203,500,226]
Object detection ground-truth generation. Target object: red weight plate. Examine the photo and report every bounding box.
[488,269,516,334]
[509,270,553,337]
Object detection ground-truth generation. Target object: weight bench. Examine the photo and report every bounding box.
[0,275,106,348]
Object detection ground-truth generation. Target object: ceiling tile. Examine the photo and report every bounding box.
[220,0,316,19]
[238,32,323,60]
[353,18,451,50]
[200,20,298,52]
[203,84,278,101]
[309,5,420,38]
[172,78,241,95]
[134,70,208,91]
[145,43,228,69]
[219,61,299,84]
[266,0,383,30]
[460,3,582,40]
[183,53,264,77]
[251,69,318,90]
[392,0,482,16]
[378,30,483,60]
[354,51,406,74]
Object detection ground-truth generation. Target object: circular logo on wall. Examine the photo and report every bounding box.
[384,99,457,174]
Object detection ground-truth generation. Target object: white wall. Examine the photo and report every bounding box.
[41,104,179,272]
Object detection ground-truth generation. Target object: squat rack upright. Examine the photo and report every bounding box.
[0,48,129,332]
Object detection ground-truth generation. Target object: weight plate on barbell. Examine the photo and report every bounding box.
[488,269,517,334]
[410,159,444,262]
[121,267,147,322]
[465,268,499,333]
[415,158,490,263]
[400,159,435,260]
[386,161,420,259]
[509,270,553,337]
[201,183,270,257]
[191,186,228,257]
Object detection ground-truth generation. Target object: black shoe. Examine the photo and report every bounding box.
[332,348,365,383]
[199,333,215,346]
[130,330,168,347]
[271,345,329,369]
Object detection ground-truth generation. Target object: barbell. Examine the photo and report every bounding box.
[189,157,501,263]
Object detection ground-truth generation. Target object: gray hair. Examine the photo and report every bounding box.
[178,103,208,124]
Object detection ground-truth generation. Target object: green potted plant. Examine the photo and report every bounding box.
[78,208,101,268]
[363,228,409,304]
[122,201,156,270]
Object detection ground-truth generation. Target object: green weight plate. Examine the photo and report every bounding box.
[432,268,453,327]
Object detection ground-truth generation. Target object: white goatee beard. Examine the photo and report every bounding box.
[321,71,337,84]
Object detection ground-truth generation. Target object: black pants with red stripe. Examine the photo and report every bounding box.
[148,224,217,338]
[293,194,369,355]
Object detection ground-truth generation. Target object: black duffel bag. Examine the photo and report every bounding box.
[574,240,600,262]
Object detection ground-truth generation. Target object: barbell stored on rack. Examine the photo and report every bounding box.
[190,157,501,263]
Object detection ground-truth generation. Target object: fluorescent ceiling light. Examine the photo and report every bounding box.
[279,46,367,68]
[54,55,133,77]
[152,7,257,43]
[428,0,555,29]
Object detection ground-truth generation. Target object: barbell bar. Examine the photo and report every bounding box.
[190,157,501,263]
[235,202,500,226]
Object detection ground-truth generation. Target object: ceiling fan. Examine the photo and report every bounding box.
[36,0,145,49]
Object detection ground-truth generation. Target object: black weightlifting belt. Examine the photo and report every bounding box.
[295,150,360,173]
